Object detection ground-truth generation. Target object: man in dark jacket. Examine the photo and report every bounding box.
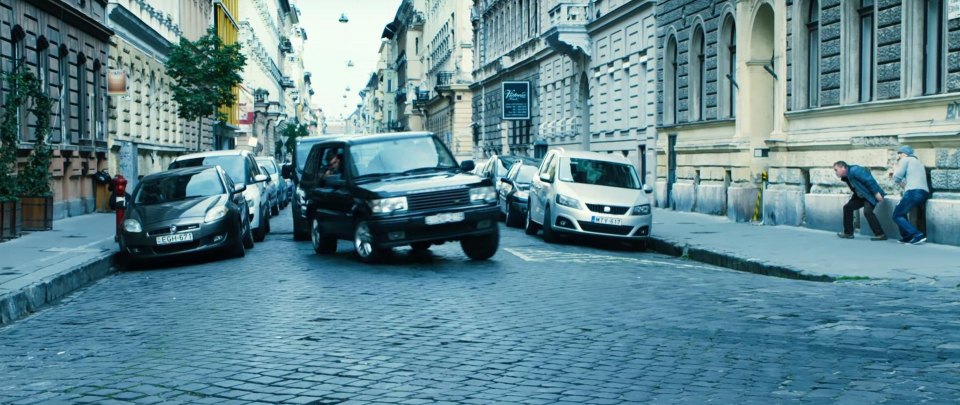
[833,161,886,240]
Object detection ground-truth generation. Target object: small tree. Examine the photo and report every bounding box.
[164,27,246,148]
[19,76,55,197]
[0,64,32,201]
[280,122,309,157]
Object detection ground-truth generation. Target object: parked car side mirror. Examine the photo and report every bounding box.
[460,160,476,172]
[500,177,514,186]
[539,173,553,183]
[233,184,247,194]
[643,184,653,194]
[258,166,272,183]
[281,164,293,179]
[254,174,269,183]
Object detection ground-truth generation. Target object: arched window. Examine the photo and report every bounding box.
[689,25,706,121]
[806,0,820,108]
[718,16,736,118]
[664,35,678,125]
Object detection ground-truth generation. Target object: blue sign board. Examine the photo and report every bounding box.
[502,81,531,120]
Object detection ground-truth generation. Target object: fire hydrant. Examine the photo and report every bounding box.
[113,174,128,242]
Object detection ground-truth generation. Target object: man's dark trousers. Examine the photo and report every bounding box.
[843,195,884,235]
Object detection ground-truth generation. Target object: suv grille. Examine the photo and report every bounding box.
[585,203,629,215]
[407,188,471,211]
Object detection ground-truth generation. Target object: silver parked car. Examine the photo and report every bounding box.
[526,149,653,247]
[256,157,284,215]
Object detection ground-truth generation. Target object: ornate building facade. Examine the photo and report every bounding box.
[2,0,112,219]
[105,0,212,192]
[656,0,960,245]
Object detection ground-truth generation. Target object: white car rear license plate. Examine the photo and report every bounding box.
[156,232,194,245]
[425,212,465,225]
[591,216,621,226]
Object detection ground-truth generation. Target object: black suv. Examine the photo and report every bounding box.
[296,132,500,263]
[282,134,344,240]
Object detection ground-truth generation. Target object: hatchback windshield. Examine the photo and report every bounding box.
[170,156,249,184]
[560,158,641,189]
[135,170,225,205]
[515,165,538,184]
[349,136,458,178]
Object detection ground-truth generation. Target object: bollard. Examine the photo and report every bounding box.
[113,174,128,242]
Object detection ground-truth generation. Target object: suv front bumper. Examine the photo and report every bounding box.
[366,205,500,248]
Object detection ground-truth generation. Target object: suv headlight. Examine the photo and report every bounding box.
[631,204,651,216]
[370,197,408,214]
[205,206,228,223]
[469,186,497,203]
[555,194,580,209]
[123,219,142,233]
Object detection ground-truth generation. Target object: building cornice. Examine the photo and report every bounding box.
[108,5,172,58]
[24,0,114,41]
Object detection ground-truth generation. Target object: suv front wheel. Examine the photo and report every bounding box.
[354,221,388,263]
[461,227,499,261]
[312,218,337,254]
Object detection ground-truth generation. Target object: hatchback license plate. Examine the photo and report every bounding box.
[156,232,194,245]
[425,212,465,225]
[591,216,621,226]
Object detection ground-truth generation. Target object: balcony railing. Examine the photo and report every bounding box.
[548,2,590,27]
[436,71,453,87]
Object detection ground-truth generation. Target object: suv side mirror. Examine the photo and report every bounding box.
[539,173,553,183]
[233,184,247,194]
[643,184,653,194]
[500,177,513,186]
[254,174,269,183]
[281,164,293,179]
[460,160,476,172]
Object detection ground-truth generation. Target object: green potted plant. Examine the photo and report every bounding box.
[0,64,29,240]
[19,70,55,231]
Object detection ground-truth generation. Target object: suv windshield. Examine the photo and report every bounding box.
[350,136,458,178]
[561,158,641,189]
[135,170,225,205]
[170,156,249,184]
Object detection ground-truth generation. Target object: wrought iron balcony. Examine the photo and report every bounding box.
[435,71,453,87]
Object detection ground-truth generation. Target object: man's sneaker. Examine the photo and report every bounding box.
[898,236,912,244]
[837,232,854,239]
[909,234,927,245]
[871,234,887,241]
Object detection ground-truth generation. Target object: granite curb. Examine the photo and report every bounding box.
[0,252,117,326]
[645,236,835,283]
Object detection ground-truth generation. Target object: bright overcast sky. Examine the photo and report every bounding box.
[297,0,402,121]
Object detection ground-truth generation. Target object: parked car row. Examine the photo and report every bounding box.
[118,132,654,267]
[119,150,291,265]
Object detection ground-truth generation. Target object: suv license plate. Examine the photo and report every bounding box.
[156,233,194,245]
[425,212,465,225]
[591,216,621,226]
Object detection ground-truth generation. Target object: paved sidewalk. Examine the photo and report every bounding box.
[647,208,960,286]
[0,213,117,325]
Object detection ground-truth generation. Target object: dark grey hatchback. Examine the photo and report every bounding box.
[119,166,253,264]
[296,132,500,263]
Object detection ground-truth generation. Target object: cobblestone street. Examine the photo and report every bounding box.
[1,210,959,404]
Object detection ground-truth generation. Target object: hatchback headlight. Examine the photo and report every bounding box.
[555,194,580,209]
[205,206,228,223]
[123,219,142,233]
[631,204,651,216]
[370,197,408,214]
[470,186,497,203]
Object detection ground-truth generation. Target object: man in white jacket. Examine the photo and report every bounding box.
[889,146,930,245]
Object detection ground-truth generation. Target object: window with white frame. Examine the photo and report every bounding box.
[855,0,875,102]
[806,0,820,108]
[664,35,678,125]
[689,25,706,121]
[718,16,736,118]
[922,0,944,95]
